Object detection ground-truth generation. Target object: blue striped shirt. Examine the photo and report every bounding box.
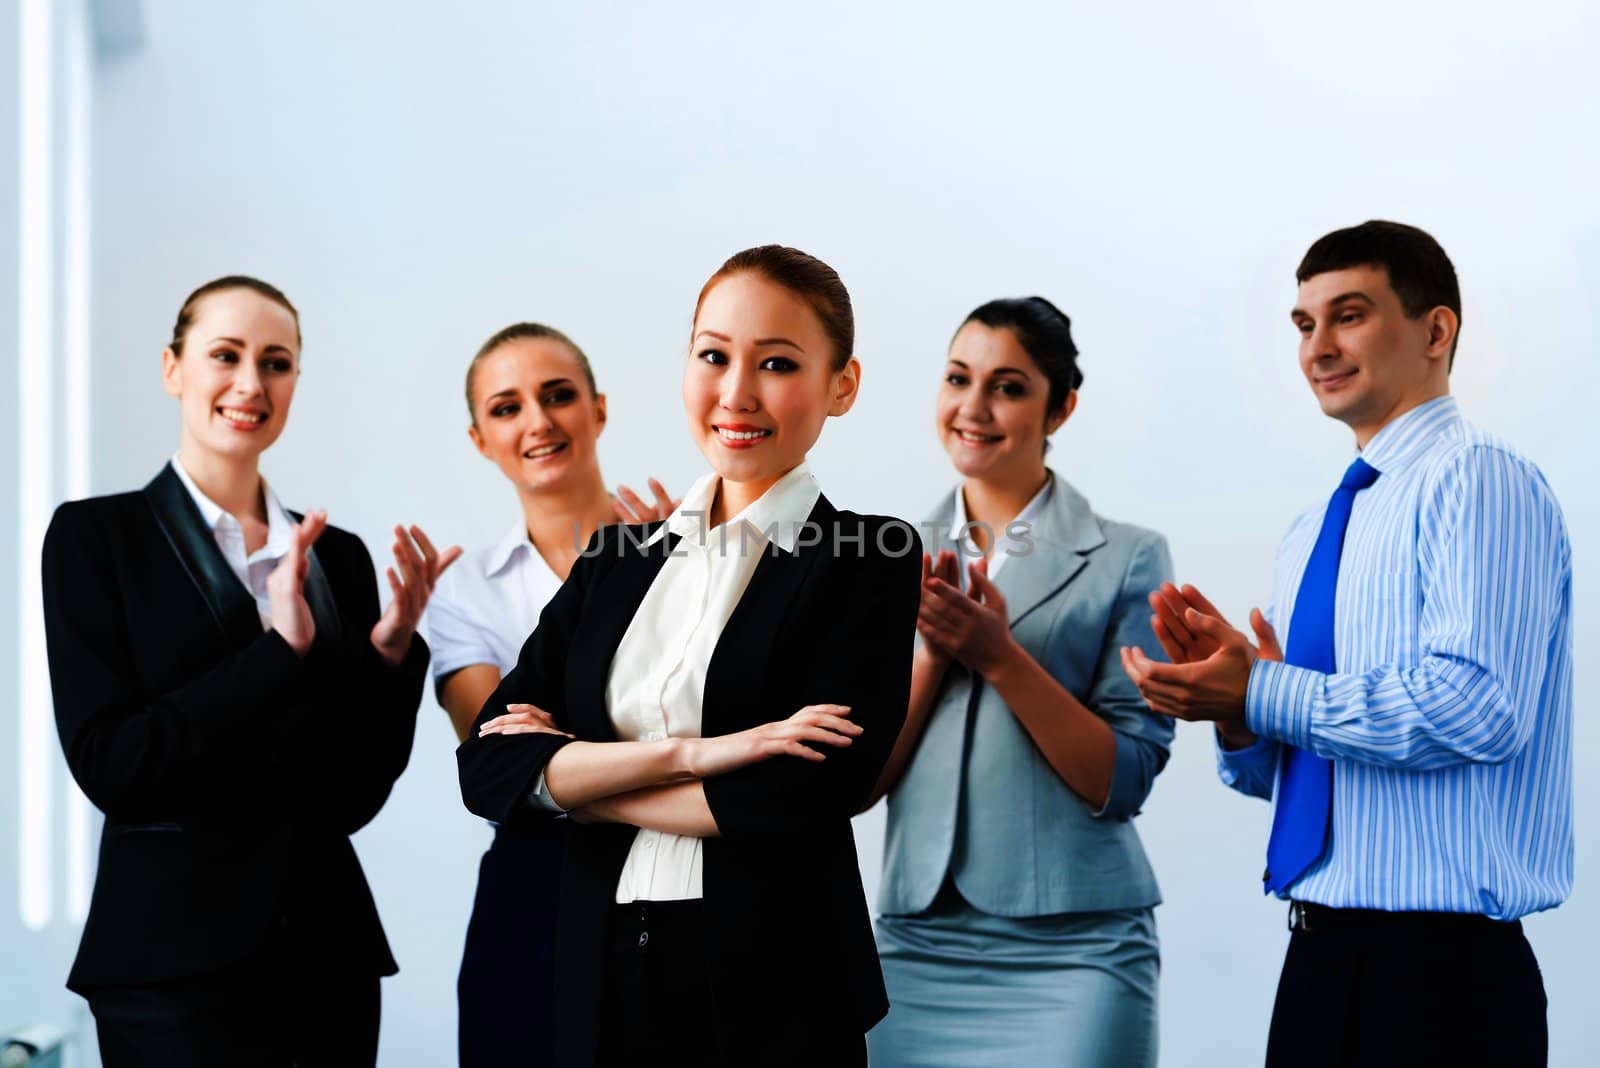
[1217,396,1573,920]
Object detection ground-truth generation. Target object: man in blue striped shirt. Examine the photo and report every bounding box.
[1122,220,1571,1067]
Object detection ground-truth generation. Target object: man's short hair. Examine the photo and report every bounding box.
[1297,220,1462,368]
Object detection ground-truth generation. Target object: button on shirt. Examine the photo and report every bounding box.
[426,520,567,681]
[539,462,822,904]
[1217,398,1574,919]
[171,454,296,629]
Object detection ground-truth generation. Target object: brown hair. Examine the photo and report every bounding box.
[465,322,598,425]
[169,275,300,356]
[692,245,854,371]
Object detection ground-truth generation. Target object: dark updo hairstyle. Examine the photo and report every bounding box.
[957,296,1083,417]
[464,322,599,426]
[693,244,854,371]
[169,275,300,357]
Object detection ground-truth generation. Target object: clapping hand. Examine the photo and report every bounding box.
[370,525,462,667]
[918,553,1017,678]
[1121,582,1281,745]
[613,478,681,524]
[267,510,328,657]
[914,551,960,666]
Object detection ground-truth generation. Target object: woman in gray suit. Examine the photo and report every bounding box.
[865,297,1174,1068]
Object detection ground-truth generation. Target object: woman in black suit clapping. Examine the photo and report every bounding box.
[42,276,458,1067]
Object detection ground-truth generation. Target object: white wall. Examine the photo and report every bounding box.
[25,0,1598,1064]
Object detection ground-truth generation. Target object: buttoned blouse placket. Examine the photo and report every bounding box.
[635,528,714,889]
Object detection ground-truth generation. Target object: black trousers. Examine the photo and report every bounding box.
[596,900,866,1068]
[86,937,380,1067]
[458,821,566,1067]
[1265,904,1547,1067]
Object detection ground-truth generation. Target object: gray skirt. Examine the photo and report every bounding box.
[867,887,1159,1068]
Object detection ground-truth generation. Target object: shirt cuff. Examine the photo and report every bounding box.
[429,651,495,683]
[1245,659,1319,750]
[1215,728,1277,794]
[527,772,569,814]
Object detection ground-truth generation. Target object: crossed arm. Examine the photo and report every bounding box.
[457,523,920,838]
[475,702,860,837]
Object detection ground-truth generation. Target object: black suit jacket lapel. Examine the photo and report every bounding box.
[701,497,831,736]
[143,464,262,649]
[568,526,677,740]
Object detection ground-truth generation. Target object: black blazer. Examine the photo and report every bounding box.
[41,464,428,992]
[457,496,920,1066]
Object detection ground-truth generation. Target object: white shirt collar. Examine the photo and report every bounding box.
[650,461,822,554]
[170,452,296,558]
[484,520,534,577]
[950,473,1055,544]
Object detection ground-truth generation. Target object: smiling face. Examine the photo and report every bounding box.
[937,320,1073,487]
[468,336,606,495]
[1292,264,1455,446]
[161,288,300,465]
[684,271,859,500]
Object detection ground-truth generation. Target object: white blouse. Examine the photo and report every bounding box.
[426,520,567,682]
[170,453,295,629]
[538,462,822,904]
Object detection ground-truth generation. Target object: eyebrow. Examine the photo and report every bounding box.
[207,335,294,356]
[1291,291,1376,319]
[694,329,805,352]
[947,358,1029,376]
[483,377,577,401]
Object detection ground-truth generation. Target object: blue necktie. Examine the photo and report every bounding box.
[1263,456,1380,895]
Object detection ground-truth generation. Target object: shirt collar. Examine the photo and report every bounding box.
[650,461,822,554]
[949,474,1055,543]
[1357,395,1461,476]
[484,520,534,577]
[171,452,296,558]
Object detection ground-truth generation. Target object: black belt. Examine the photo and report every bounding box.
[1287,900,1519,934]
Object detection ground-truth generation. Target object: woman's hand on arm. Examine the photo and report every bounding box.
[477,702,861,810]
[438,664,504,744]
[683,704,859,777]
[370,524,463,667]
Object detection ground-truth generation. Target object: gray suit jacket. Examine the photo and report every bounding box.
[880,473,1175,917]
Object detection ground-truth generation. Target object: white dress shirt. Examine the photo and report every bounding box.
[540,462,823,903]
[170,453,296,629]
[426,520,567,681]
[949,476,1053,582]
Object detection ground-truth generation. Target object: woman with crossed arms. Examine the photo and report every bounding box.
[457,245,920,1067]
[867,297,1175,1068]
